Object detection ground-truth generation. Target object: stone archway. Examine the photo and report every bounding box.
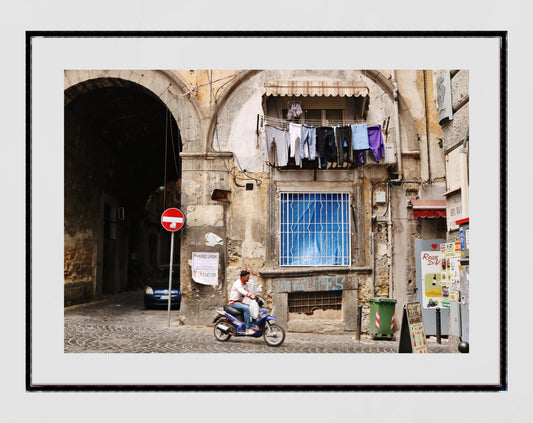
[64,70,206,153]
[63,70,201,305]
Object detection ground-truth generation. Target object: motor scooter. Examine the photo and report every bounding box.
[212,296,285,347]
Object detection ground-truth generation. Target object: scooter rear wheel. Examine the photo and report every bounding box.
[263,323,285,347]
[214,320,232,342]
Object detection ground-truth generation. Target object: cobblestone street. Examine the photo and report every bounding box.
[64,289,453,354]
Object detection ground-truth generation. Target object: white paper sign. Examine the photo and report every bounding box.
[192,252,219,286]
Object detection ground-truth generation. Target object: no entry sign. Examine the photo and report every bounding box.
[160,208,184,327]
[161,208,184,232]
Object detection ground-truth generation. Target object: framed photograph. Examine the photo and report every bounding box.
[28,32,505,392]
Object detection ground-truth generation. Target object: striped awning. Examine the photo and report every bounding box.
[265,80,370,97]
[409,200,447,219]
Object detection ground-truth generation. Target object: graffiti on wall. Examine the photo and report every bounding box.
[276,276,345,293]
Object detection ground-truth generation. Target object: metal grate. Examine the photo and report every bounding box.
[288,291,343,315]
[280,192,350,266]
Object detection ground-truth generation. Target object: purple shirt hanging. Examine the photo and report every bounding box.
[367,124,385,163]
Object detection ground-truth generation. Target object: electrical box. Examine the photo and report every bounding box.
[375,191,386,204]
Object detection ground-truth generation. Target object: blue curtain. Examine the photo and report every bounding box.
[281,193,350,266]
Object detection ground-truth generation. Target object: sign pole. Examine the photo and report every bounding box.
[167,231,175,327]
[160,207,184,328]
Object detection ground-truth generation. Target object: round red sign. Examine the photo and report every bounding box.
[161,208,185,232]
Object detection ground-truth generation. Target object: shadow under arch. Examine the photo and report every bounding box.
[64,70,206,153]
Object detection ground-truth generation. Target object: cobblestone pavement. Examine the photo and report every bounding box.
[64,289,453,354]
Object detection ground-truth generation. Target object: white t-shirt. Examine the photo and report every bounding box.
[229,278,253,304]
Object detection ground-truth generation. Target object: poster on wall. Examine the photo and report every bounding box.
[191,252,219,286]
[440,242,462,305]
[448,256,461,302]
[420,250,444,309]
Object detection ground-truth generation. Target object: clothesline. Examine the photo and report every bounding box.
[264,115,388,130]
[263,117,387,169]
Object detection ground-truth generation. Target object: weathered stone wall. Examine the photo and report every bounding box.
[397,70,445,181]
[437,69,469,349]
[179,154,232,325]
[439,69,469,232]
[64,108,99,305]
[64,230,96,306]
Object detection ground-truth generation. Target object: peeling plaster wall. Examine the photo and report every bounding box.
[178,154,231,325]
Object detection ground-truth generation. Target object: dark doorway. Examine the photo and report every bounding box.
[102,202,116,294]
[64,77,181,300]
[148,233,158,275]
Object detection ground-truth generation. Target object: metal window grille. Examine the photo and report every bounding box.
[280,192,350,266]
[288,291,343,315]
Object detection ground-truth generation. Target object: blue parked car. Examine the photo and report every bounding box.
[144,265,181,309]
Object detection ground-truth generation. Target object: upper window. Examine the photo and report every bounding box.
[282,108,344,126]
[280,192,351,266]
[264,95,369,170]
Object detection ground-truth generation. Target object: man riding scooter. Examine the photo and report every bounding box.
[228,270,257,334]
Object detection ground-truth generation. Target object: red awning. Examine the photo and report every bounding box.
[409,200,446,219]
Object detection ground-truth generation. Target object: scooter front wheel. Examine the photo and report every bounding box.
[214,320,232,342]
[263,323,285,347]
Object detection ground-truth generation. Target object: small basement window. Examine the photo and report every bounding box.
[288,291,343,315]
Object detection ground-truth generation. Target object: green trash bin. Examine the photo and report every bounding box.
[369,297,397,339]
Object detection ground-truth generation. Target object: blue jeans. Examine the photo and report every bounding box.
[230,302,253,329]
[301,125,316,160]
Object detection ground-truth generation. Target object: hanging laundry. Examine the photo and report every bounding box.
[300,125,316,161]
[335,126,353,165]
[288,122,303,167]
[367,124,385,163]
[351,123,370,150]
[316,126,336,167]
[351,123,369,164]
[265,125,290,167]
[286,102,303,120]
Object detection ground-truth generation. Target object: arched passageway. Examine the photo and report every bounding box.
[64,78,182,303]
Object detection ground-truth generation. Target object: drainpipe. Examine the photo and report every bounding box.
[423,70,431,182]
[459,128,469,218]
[387,182,393,299]
[371,232,375,297]
[370,72,403,301]
[391,70,403,180]
[387,71,403,302]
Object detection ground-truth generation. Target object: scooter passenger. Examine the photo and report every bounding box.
[228,270,256,334]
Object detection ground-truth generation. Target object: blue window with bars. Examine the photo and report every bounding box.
[280,192,351,266]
